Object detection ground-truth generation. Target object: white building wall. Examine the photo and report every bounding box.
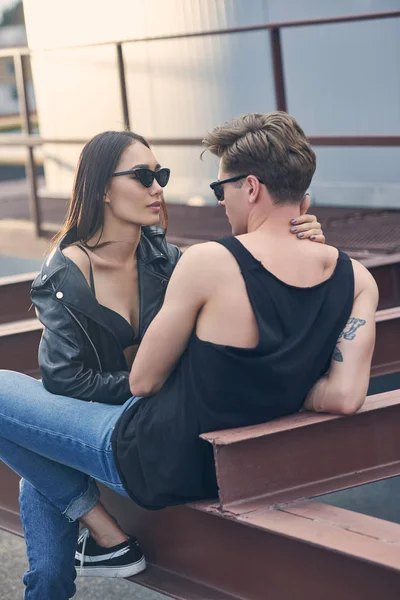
[22,0,400,207]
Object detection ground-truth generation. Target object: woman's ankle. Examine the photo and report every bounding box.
[81,502,129,548]
[90,530,129,548]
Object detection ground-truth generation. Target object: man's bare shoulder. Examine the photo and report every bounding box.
[351,259,379,303]
[181,241,236,264]
[176,241,238,284]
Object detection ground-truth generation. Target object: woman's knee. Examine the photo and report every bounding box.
[0,370,37,399]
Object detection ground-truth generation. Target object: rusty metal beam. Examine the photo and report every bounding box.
[105,491,400,600]
[201,390,400,509]
[13,53,41,236]
[0,9,399,55]
[0,319,42,376]
[2,456,400,600]
[372,307,400,376]
[1,134,400,148]
[309,135,400,146]
[0,272,37,324]
[116,43,130,130]
[270,28,287,112]
[362,255,400,309]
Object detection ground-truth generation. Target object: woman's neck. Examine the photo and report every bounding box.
[86,220,142,266]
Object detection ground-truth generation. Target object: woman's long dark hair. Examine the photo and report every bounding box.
[51,130,168,249]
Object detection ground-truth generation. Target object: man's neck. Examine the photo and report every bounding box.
[247,204,302,235]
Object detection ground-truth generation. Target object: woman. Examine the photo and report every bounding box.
[0,129,325,598]
[33,130,180,403]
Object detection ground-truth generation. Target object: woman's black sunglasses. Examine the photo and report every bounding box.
[113,167,170,188]
[210,174,264,202]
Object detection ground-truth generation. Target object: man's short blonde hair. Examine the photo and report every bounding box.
[203,111,316,204]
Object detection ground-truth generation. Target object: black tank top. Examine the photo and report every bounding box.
[112,237,354,509]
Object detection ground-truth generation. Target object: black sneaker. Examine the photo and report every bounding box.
[75,528,146,578]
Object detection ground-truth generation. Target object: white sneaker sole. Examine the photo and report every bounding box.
[76,556,146,578]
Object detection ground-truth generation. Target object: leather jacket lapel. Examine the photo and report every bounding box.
[36,226,178,341]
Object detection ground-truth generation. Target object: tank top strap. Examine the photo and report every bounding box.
[337,248,351,262]
[215,236,258,273]
[76,245,96,294]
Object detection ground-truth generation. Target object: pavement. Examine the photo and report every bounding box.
[0,529,169,600]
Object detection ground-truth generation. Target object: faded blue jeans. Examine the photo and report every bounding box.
[0,370,139,600]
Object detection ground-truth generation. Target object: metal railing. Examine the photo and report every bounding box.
[1,8,400,236]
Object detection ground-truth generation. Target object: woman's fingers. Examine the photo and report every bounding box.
[290,213,325,243]
[309,234,326,244]
[290,220,322,234]
[292,213,316,225]
[297,229,326,243]
[291,227,325,243]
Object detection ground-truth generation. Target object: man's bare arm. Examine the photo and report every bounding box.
[129,244,213,397]
[303,261,379,414]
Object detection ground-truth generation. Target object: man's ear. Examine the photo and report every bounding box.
[247,175,262,204]
[300,192,310,215]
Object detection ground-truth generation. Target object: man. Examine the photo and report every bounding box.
[122,111,378,509]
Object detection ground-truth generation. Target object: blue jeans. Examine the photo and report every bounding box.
[0,370,138,600]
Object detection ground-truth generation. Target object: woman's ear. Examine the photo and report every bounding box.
[300,192,310,215]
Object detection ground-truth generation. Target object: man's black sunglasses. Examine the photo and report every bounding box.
[113,167,170,188]
[210,174,264,202]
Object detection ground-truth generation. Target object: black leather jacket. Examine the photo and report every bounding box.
[31,226,181,404]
